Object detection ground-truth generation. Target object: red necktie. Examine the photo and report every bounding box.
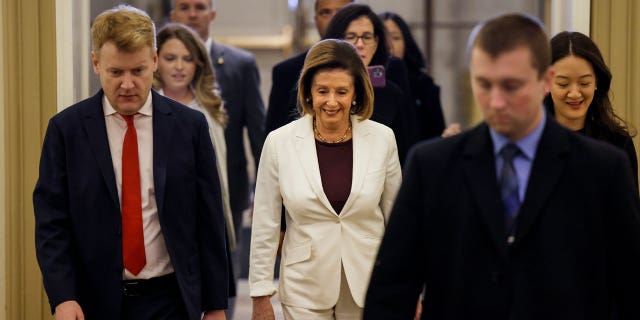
[121,114,146,275]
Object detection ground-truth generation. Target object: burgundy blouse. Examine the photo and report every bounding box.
[316,139,353,214]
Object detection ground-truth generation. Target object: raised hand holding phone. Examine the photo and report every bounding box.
[367,65,386,88]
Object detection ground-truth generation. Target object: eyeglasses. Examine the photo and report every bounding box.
[343,32,378,45]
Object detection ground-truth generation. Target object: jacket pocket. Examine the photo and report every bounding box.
[284,241,311,266]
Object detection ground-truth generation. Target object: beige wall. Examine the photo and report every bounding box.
[591,0,640,182]
[0,0,6,314]
[3,0,57,319]
[550,0,590,36]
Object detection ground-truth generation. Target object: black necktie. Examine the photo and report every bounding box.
[500,143,521,233]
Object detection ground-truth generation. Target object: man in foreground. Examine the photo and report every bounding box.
[364,13,640,319]
[34,5,228,320]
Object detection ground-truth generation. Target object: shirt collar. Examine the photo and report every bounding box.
[205,37,213,54]
[489,107,546,160]
[102,91,153,117]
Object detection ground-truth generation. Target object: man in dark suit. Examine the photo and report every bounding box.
[364,13,640,320]
[266,0,353,133]
[33,5,227,320]
[170,0,266,316]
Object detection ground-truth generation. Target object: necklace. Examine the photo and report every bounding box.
[313,117,351,143]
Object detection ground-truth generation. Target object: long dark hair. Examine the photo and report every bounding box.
[323,3,390,67]
[379,11,425,72]
[543,31,634,139]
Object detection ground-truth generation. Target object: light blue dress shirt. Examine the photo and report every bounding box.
[489,109,547,202]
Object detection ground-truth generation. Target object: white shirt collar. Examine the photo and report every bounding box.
[102,91,153,117]
[204,37,213,54]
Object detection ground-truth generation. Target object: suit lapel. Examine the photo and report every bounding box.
[82,90,120,209]
[293,115,337,215]
[513,119,569,242]
[210,41,226,76]
[462,124,507,257]
[340,116,370,216]
[151,91,175,215]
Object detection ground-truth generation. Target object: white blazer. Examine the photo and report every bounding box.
[249,114,402,309]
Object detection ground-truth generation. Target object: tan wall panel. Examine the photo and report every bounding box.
[608,2,629,113]
[629,1,640,135]
[3,0,57,319]
[591,0,640,183]
[0,0,5,314]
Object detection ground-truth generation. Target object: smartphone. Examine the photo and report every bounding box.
[367,65,386,88]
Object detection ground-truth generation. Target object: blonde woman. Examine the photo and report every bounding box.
[154,22,237,311]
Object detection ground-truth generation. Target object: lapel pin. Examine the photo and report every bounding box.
[217,57,224,65]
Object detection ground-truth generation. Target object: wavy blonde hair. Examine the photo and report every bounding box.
[154,23,227,126]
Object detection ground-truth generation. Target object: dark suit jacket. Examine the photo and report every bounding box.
[210,41,265,232]
[34,90,229,320]
[410,70,445,141]
[371,79,412,165]
[265,51,307,134]
[364,118,640,319]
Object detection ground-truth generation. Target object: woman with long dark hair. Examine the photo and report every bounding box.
[544,31,637,187]
[380,11,446,141]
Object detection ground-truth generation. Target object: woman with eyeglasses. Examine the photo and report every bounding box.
[324,3,415,165]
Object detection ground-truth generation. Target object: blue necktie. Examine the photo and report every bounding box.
[500,143,521,233]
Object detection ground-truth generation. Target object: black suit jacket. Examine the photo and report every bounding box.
[364,118,640,319]
[265,51,307,133]
[210,41,265,229]
[34,90,229,320]
[370,79,412,164]
[411,70,445,141]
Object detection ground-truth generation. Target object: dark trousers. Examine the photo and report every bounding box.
[122,273,189,320]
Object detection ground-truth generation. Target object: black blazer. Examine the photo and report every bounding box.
[365,118,640,319]
[210,41,266,224]
[410,70,445,141]
[370,78,411,164]
[34,90,229,320]
[265,51,307,133]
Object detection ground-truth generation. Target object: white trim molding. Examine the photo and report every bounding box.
[550,0,591,36]
[56,0,90,111]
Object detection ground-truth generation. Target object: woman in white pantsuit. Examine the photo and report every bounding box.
[250,39,402,319]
